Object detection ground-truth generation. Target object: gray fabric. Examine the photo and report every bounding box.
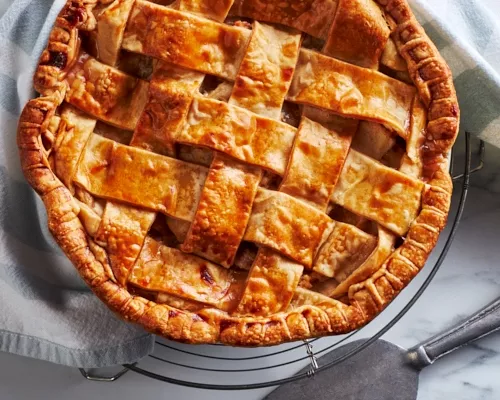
[0,0,154,368]
[411,0,500,147]
[0,0,499,370]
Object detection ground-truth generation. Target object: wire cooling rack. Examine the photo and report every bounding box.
[80,132,484,390]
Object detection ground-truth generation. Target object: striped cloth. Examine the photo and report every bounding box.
[0,0,498,367]
[413,0,500,146]
[0,0,154,368]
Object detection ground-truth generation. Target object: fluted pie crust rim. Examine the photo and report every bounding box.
[17,0,459,345]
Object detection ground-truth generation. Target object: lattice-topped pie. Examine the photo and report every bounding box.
[18,0,459,345]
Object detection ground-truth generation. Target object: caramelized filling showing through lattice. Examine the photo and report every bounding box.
[46,0,430,318]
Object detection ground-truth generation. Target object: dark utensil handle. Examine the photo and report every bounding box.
[406,298,500,370]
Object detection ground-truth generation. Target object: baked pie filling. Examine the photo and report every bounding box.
[18,0,459,345]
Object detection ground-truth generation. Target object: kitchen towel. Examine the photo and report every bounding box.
[0,0,154,368]
[412,0,500,147]
[0,0,499,369]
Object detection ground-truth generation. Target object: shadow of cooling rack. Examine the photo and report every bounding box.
[80,132,483,390]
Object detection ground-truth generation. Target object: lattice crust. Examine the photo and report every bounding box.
[122,1,252,79]
[19,0,459,345]
[130,63,204,156]
[178,96,297,175]
[181,155,262,268]
[65,54,150,129]
[74,134,209,221]
[332,149,424,236]
[228,21,301,118]
[323,0,390,69]
[287,49,416,137]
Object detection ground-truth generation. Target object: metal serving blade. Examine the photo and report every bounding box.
[265,339,418,400]
[266,298,500,400]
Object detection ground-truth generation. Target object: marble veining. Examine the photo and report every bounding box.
[390,136,500,400]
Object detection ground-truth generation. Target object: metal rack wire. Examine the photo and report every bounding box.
[81,132,484,390]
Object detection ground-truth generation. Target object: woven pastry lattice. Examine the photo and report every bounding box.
[18,0,459,345]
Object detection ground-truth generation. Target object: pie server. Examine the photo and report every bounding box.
[265,298,500,400]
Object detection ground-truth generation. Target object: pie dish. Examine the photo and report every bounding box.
[18,0,459,345]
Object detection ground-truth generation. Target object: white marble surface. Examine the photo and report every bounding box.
[0,134,499,399]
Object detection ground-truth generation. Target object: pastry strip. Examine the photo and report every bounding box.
[228,23,310,315]
[229,21,301,119]
[289,287,338,309]
[178,97,297,175]
[323,0,390,69]
[94,0,136,66]
[182,21,302,265]
[244,188,334,267]
[313,222,377,279]
[287,49,416,137]
[181,155,261,267]
[400,97,427,178]
[95,202,155,286]
[381,38,407,72]
[65,54,150,130]
[331,149,424,236]
[122,0,251,80]
[130,64,204,156]
[234,248,304,316]
[74,134,208,221]
[316,226,395,297]
[280,117,354,210]
[52,105,96,191]
[130,237,244,307]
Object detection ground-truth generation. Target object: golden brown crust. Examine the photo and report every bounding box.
[17,0,458,345]
[122,1,251,79]
[331,150,425,235]
[230,0,339,39]
[95,203,155,285]
[228,22,301,118]
[323,0,390,69]
[280,117,354,209]
[130,64,204,156]
[177,96,297,175]
[244,188,334,267]
[181,155,262,267]
[64,54,150,130]
[73,134,208,221]
[287,49,416,137]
